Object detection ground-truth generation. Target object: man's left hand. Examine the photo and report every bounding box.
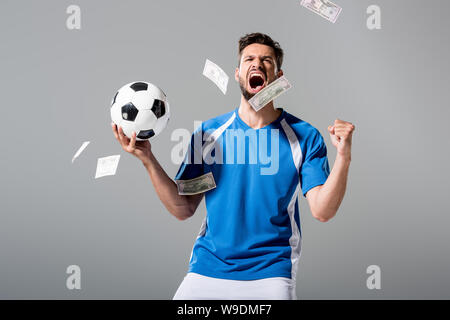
[328,119,355,159]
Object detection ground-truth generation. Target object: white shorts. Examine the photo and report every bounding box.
[173,272,297,300]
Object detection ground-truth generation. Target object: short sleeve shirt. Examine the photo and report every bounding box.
[174,107,330,280]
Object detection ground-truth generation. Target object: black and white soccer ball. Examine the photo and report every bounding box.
[110,81,170,140]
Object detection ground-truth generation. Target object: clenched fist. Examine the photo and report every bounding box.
[328,119,355,160]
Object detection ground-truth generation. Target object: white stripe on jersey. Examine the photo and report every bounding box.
[280,118,303,281]
[202,112,236,159]
[189,112,236,263]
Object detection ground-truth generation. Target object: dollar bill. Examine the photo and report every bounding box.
[203,59,229,95]
[300,0,342,23]
[72,141,90,163]
[248,76,292,112]
[176,172,217,195]
[95,155,120,179]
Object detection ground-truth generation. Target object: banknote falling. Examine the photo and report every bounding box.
[176,172,217,195]
[300,0,342,23]
[248,76,292,112]
[72,141,90,163]
[95,155,121,179]
[203,59,229,95]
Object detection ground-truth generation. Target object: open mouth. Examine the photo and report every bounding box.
[248,72,266,93]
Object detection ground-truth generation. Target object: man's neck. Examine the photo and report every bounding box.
[238,96,282,129]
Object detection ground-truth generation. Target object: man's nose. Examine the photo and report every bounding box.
[250,59,264,70]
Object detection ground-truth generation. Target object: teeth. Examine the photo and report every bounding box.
[250,73,263,78]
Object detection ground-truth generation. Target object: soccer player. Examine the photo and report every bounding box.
[111,32,355,300]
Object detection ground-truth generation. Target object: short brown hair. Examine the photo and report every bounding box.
[238,33,284,70]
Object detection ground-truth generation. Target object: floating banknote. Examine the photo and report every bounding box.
[300,0,342,23]
[203,59,229,94]
[248,76,292,112]
[95,155,120,179]
[176,172,217,195]
[72,141,90,163]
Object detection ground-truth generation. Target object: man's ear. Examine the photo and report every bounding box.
[277,69,284,78]
[235,67,240,82]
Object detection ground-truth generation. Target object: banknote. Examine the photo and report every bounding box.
[203,59,229,94]
[248,76,292,112]
[300,0,342,23]
[95,155,120,179]
[72,141,90,163]
[176,172,217,195]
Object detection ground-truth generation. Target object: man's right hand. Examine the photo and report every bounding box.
[111,122,152,166]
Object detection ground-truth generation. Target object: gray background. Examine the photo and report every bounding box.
[0,0,449,299]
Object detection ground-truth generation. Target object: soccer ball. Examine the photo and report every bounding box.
[110,81,170,140]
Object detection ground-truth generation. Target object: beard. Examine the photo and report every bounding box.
[238,68,271,101]
[238,76,254,101]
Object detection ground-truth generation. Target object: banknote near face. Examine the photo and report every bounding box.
[300,0,342,23]
[203,59,229,95]
[248,76,292,112]
[176,172,217,195]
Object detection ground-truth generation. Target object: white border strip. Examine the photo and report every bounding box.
[280,119,303,281]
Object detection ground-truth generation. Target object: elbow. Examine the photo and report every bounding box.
[171,194,202,221]
[315,216,331,223]
[312,210,336,223]
[176,214,191,221]
[173,208,194,221]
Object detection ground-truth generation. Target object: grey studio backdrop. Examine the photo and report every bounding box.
[0,0,449,299]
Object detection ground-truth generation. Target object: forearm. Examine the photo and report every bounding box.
[142,153,195,220]
[313,154,351,221]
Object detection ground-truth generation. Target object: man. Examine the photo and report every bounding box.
[111,33,355,299]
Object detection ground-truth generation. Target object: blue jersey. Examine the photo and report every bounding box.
[174,107,330,281]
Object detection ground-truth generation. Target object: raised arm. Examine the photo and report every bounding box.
[306,119,355,222]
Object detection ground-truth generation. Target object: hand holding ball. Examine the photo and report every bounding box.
[111,81,170,165]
